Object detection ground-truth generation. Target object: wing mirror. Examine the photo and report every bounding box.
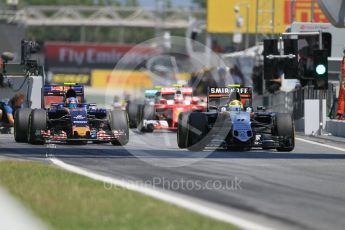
[257,106,266,111]
[208,105,218,111]
[1,52,14,63]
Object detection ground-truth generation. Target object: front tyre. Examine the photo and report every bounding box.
[109,110,129,146]
[186,112,208,151]
[27,109,47,145]
[14,108,31,142]
[275,113,295,152]
[127,101,139,128]
[137,105,155,133]
[177,112,190,148]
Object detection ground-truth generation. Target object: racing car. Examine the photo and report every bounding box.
[137,85,206,132]
[14,84,129,145]
[177,86,295,152]
[126,88,158,128]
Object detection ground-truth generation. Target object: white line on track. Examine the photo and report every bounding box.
[50,158,275,230]
[296,138,345,152]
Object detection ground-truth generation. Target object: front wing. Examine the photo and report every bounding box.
[205,133,292,149]
[39,129,126,143]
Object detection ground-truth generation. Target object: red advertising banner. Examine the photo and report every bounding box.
[44,42,159,70]
[284,0,329,24]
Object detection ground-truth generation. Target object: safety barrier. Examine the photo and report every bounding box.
[260,84,337,120]
[326,120,345,137]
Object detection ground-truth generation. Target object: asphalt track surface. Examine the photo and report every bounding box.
[1,131,345,230]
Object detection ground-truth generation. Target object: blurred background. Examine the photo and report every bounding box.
[0,0,334,105]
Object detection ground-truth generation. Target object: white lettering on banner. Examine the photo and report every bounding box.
[59,48,67,62]
[58,48,85,66]
[74,51,84,66]
[87,48,95,64]
[57,48,153,66]
[96,51,122,64]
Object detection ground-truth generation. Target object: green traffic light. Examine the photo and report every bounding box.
[316,64,326,75]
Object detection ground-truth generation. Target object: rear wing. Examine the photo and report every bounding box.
[180,87,193,95]
[160,87,176,94]
[144,89,158,98]
[42,84,84,108]
[207,86,252,111]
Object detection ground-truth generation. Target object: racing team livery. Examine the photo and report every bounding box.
[137,85,206,132]
[177,86,295,152]
[126,88,158,128]
[14,84,129,145]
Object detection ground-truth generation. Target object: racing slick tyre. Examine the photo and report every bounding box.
[136,104,143,129]
[14,108,31,142]
[27,109,47,145]
[109,110,129,146]
[186,112,208,151]
[127,102,139,129]
[137,105,155,133]
[275,113,295,152]
[177,112,190,148]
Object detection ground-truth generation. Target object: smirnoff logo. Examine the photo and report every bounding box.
[210,87,249,94]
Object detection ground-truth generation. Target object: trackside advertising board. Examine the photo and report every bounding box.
[91,70,192,89]
[44,42,159,69]
[91,70,153,89]
[50,73,91,85]
[207,0,328,34]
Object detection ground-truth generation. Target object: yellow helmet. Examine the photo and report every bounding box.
[228,100,243,111]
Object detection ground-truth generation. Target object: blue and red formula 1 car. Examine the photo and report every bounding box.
[14,84,129,145]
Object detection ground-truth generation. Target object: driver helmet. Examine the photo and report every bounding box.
[65,88,78,109]
[66,97,78,109]
[228,100,243,112]
[65,88,77,98]
[174,90,184,104]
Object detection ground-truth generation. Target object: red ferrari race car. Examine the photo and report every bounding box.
[137,86,206,132]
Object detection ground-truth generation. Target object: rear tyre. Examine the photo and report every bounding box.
[109,110,129,146]
[14,108,31,142]
[186,112,208,151]
[177,112,190,148]
[275,113,295,152]
[137,105,155,133]
[27,109,47,145]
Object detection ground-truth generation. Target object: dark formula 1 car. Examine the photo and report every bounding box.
[14,84,129,145]
[177,86,295,152]
[126,88,158,128]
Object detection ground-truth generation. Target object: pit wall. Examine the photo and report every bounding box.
[255,84,345,138]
